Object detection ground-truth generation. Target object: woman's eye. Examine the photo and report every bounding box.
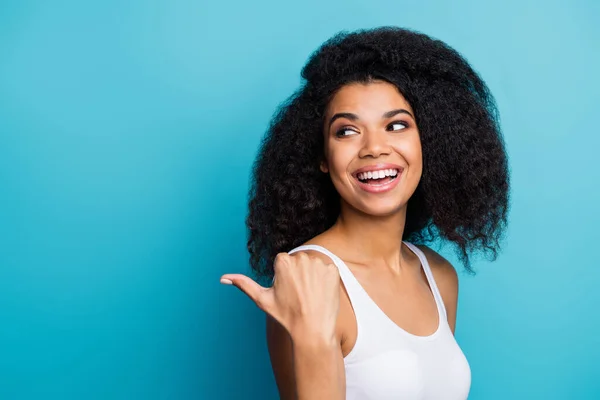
[388,121,408,131]
[335,128,359,137]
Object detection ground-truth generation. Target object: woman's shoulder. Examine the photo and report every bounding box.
[414,244,460,331]
[413,244,458,291]
[413,244,458,279]
[286,230,344,267]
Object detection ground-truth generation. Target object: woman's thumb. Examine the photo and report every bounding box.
[220,274,272,311]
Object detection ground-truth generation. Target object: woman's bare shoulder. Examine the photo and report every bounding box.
[414,245,458,279]
[415,244,460,333]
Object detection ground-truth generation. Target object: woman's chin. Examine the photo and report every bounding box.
[355,201,407,218]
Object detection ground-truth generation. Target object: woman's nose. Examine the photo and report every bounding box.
[358,131,392,158]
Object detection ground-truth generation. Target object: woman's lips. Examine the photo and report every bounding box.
[354,170,402,193]
[352,163,403,177]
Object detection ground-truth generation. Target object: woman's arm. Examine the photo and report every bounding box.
[267,315,345,400]
[221,250,344,399]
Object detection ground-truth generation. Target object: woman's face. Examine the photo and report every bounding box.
[321,80,422,217]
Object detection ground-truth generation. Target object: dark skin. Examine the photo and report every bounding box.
[266,81,460,399]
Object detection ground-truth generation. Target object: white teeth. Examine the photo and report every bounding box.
[357,168,399,181]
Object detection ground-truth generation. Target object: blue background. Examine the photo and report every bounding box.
[1,0,598,398]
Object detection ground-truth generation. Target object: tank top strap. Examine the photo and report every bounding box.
[402,241,448,319]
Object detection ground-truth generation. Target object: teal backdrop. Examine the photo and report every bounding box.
[1,0,598,398]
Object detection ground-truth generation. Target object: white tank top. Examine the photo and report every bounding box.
[288,241,471,400]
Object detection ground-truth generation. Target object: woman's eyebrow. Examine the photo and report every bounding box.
[383,108,414,119]
[328,108,414,129]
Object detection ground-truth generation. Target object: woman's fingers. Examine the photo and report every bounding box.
[220,273,272,312]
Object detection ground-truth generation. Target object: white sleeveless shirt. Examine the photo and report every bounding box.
[288,241,471,400]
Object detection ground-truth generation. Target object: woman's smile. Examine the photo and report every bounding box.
[351,163,404,194]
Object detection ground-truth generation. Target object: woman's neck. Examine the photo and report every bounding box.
[330,201,409,273]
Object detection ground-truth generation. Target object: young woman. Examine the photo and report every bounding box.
[221,26,510,400]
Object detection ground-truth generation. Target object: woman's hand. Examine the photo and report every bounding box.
[220,251,341,343]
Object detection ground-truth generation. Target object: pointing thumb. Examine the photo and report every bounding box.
[220,274,272,312]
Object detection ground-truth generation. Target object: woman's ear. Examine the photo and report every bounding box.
[320,159,329,173]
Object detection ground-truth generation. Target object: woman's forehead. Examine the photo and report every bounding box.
[326,81,413,117]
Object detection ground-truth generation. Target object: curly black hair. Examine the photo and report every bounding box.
[246,26,510,282]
